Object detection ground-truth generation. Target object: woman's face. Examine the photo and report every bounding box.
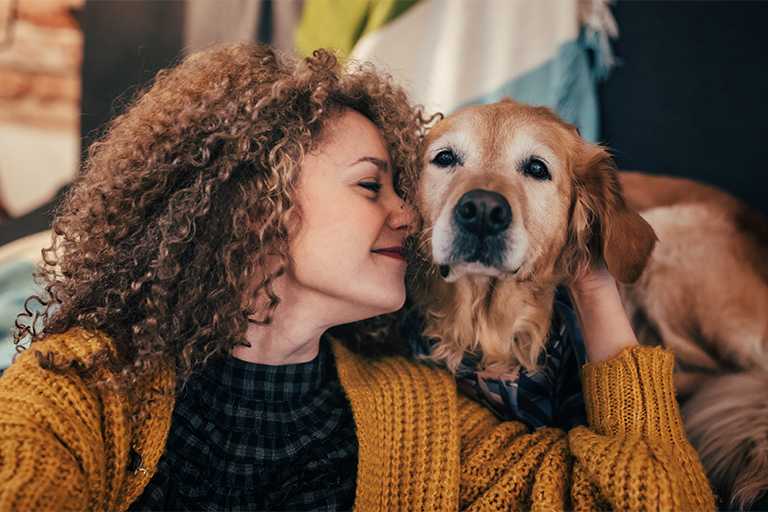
[284,109,416,327]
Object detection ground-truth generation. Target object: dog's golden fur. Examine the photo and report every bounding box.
[406,99,768,509]
[619,172,768,390]
[406,99,656,375]
[618,172,768,508]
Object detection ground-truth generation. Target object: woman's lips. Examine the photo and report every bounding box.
[373,246,406,261]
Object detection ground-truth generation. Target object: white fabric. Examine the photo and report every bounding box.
[0,123,77,218]
[351,0,616,116]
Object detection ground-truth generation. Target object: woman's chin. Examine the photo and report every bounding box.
[357,293,407,321]
[380,289,407,314]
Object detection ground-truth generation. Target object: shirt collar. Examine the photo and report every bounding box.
[203,340,328,402]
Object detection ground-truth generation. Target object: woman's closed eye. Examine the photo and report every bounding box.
[359,181,383,194]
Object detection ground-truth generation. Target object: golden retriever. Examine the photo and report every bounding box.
[407,98,656,376]
[406,98,768,509]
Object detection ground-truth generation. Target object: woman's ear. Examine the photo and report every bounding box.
[570,144,657,284]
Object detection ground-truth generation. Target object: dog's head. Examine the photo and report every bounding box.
[414,99,656,287]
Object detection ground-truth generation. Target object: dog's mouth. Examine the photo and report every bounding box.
[431,188,524,282]
[431,232,525,282]
[437,260,520,282]
[453,228,506,263]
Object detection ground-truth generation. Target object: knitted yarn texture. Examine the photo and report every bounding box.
[0,329,174,511]
[0,329,716,511]
[332,341,716,511]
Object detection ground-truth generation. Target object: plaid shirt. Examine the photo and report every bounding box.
[129,340,358,511]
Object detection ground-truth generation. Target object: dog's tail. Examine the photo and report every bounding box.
[681,371,768,510]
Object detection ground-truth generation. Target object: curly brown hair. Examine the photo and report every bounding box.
[15,42,430,389]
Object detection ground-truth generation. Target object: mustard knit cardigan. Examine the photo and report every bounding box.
[0,328,716,511]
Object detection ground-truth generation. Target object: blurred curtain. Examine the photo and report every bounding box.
[296,0,617,142]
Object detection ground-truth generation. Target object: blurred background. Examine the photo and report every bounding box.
[0,0,766,362]
[1,0,766,245]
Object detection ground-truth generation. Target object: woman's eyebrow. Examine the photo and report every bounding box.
[356,156,389,172]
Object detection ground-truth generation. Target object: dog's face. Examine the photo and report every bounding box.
[408,99,656,374]
[417,99,655,287]
[421,101,576,283]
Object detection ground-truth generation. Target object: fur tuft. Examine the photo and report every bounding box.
[681,372,768,509]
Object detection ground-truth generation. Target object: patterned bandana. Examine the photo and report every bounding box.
[402,288,588,431]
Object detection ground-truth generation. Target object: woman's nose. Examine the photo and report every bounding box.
[389,197,420,235]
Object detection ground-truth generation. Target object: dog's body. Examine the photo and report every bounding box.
[619,172,768,390]
[618,172,768,508]
[407,99,768,508]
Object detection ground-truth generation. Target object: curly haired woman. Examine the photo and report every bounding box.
[0,43,714,511]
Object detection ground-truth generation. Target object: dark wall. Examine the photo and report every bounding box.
[80,0,185,148]
[600,0,768,218]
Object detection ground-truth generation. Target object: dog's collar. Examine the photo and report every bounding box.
[401,288,588,430]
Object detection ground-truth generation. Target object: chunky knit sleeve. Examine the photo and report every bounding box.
[0,329,175,512]
[455,345,717,512]
[333,339,716,512]
[0,333,106,511]
[569,345,717,511]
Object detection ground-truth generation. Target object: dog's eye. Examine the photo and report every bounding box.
[432,150,458,168]
[524,159,551,180]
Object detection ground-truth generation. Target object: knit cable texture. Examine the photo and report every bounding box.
[334,341,716,512]
[331,340,461,512]
[0,328,174,511]
[0,330,716,512]
[571,345,717,511]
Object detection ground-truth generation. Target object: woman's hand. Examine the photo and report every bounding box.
[566,264,638,363]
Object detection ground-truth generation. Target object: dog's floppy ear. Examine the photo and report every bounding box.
[568,144,657,284]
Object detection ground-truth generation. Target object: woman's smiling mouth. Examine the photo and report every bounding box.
[372,246,406,261]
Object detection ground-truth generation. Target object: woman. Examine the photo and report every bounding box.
[0,43,714,511]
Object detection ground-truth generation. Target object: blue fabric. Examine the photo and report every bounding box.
[460,27,613,143]
[402,288,588,431]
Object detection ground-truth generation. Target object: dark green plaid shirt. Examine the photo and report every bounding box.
[129,340,358,511]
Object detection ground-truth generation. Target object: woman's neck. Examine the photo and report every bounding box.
[232,315,325,366]
[234,270,378,365]
[233,298,326,366]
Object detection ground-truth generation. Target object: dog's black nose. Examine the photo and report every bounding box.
[454,189,511,234]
